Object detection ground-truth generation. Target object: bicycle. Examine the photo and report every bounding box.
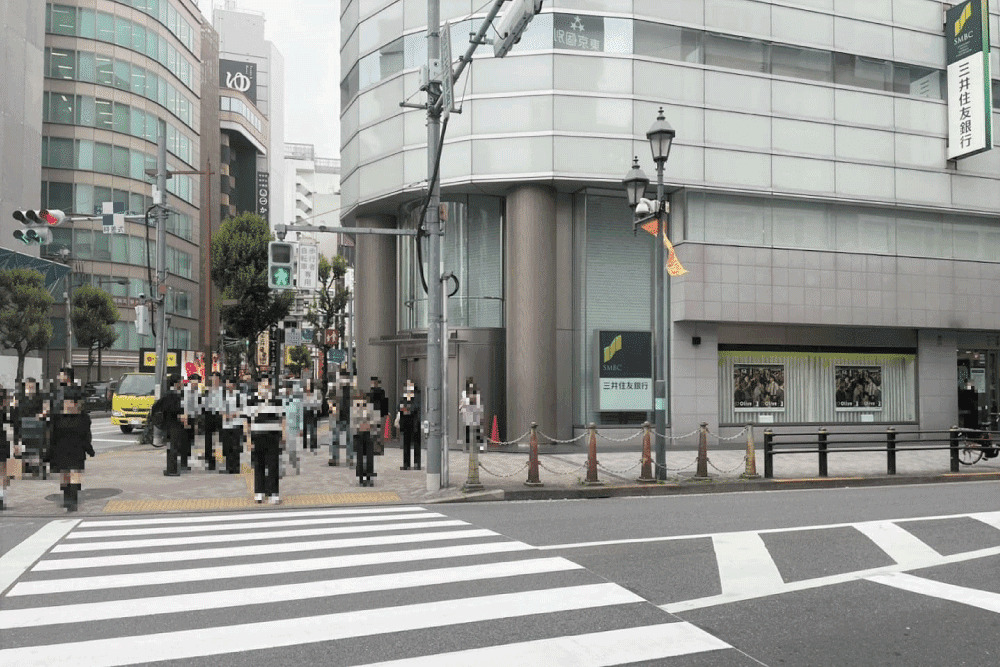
[957,429,999,465]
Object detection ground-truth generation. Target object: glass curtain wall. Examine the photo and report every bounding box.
[399,195,504,331]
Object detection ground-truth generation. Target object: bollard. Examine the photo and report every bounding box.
[525,422,543,487]
[741,422,760,479]
[695,422,709,478]
[462,429,484,492]
[638,421,655,483]
[886,427,896,475]
[818,428,828,477]
[949,426,960,473]
[763,429,774,478]
[585,422,603,485]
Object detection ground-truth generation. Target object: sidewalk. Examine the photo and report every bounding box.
[3,431,998,516]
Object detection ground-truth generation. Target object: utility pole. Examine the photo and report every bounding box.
[153,125,169,396]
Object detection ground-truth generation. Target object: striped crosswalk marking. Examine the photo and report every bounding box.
[2,506,737,666]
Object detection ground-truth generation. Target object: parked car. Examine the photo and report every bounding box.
[83,380,117,413]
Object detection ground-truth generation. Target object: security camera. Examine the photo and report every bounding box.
[634,198,654,217]
[138,293,145,300]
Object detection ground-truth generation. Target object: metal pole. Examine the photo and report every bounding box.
[425,0,444,492]
[654,162,667,480]
[153,126,168,397]
[64,269,73,369]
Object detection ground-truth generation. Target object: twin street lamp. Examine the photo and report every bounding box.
[622,107,676,481]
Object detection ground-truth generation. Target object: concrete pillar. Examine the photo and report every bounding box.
[505,185,557,439]
[918,329,957,431]
[355,215,397,409]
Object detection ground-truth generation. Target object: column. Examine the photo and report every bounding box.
[355,215,397,409]
[505,185,557,440]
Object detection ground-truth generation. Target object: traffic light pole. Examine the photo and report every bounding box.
[153,127,169,396]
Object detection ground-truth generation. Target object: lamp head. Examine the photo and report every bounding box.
[622,156,650,209]
[646,107,676,164]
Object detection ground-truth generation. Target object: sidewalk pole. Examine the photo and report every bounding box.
[741,422,760,479]
[886,427,896,475]
[763,428,774,478]
[695,422,709,478]
[585,422,603,485]
[525,422,543,486]
[818,428,828,477]
[949,426,960,473]
[638,421,655,483]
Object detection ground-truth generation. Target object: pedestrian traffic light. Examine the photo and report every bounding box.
[11,209,65,245]
[268,241,295,289]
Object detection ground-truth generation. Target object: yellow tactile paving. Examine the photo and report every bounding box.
[102,490,400,513]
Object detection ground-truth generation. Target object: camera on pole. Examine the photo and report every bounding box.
[11,209,65,245]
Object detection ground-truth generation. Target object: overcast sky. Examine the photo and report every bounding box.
[196,0,341,159]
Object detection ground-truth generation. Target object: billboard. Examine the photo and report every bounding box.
[946,0,992,159]
[597,330,652,411]
[220,59,257,104]
[834,366,883,411]
[733,364,785,412]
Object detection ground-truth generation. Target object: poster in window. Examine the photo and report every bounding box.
[733,364,785,412]
[834,366,883,411]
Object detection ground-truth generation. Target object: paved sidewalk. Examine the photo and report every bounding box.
[3,431,998,516]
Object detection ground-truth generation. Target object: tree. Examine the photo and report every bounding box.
[285,344,312,377]
[71,285,119,383]
[211,212,293,378]
[0,269,55,382]
[305,253,350,383]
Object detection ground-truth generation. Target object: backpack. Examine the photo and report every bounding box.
[148,395,168,429]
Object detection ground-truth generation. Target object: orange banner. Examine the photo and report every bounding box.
[640,221,687,276]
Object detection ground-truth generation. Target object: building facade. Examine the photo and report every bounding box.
[342,0,1000,442]
[39,0,209,381]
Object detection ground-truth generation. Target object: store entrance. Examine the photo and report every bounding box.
[957,350,1000,429]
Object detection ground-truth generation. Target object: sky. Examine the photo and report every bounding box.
[196,0,341,159]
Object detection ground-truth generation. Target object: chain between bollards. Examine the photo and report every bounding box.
[584,422,603,485]
[695,422,709,478]
[741,422,760,479]
[525,422,543,487]
[637,421,655,483]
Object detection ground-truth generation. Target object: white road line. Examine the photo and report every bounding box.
[867,572,1000,614]
[712,532,784,597]
[74,505,426,529]
[853,521,940,567]
[663,544,1000,613]
[0,557,581,629]
[68,511,448,540]
[0,583,642,667]
[51,519,468,553]
[34,528,498,571]
[0,520,78,595]
[971,510,1000,531]
[357,622,732,666]
[8,540,533,596]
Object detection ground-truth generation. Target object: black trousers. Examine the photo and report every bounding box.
[304,411,318,450]
[354,431,374,483]
[165,423,189,474]
[221,426,242,473]
[402,430,421,469]
[252,432,280,496]
[204,414,222,468]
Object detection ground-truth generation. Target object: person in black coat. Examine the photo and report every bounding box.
[398,380,421,471]
[0,387,10,510]
[49,386,94,512]
[162,374,188,476]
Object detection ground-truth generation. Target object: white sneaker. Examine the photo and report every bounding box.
[269,495,281,505]
[254,493,264,503]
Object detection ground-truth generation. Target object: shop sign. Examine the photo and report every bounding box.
[733,364,785,412]
[597,330,652,411]
[946,0,992,159]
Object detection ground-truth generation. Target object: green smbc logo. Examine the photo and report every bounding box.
[270,266,291,287]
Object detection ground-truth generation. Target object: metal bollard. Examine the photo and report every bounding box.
[638,421,655,483]
[763,429,774,478]
[818,428,828,477]
[525,422,543,487]
[585,423,602,485]
[695,422,709,478]
[462,428,484,492]
[949,426,960,473]
[886,427,896,475]
[741,422,760,479]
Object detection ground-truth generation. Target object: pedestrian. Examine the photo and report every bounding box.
[398,379,421,470]
[0,386,11,510]
[282,379,303,475]
[48,385,94,512]
[459,382,484,452]
[220,374,244,474]
[352,392,375,486]
[181,373,201,471]
[14,378,49,478]
[303,378,321,454]
[161,374,187,476]
[246,376,286,504]
[203,372,224,471]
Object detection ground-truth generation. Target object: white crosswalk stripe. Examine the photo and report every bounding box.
[0,506,736,666]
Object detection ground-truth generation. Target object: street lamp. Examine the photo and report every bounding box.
[622,107,676,481]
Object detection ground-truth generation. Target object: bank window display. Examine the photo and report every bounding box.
[399,195,504,330]
[718,350,916,425]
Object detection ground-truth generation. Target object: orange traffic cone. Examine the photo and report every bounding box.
[490,415,500,448]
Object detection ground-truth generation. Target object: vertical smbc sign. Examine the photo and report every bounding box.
[947,0,992,160]
[257,171,270,222]
[597,330,652,411]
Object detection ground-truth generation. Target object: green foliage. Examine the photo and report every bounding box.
[286,343,312,375]
[72,285,120,382]
[305,253,351,381]
[210,212,293,358]
[0,269,55,381]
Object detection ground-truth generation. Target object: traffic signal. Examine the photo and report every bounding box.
[493,0,544,57]
[135,303,151,337]
[268,241,295,289]
[11,209,65,245]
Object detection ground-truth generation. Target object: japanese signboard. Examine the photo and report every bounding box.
[946,0,992,160]
[733,364,785,412]
[256,171,270,222]
[597,330,652,411]
[297,243,319,290]
[220,59,257,104]
[139,348,181,373]
[554,14,604,52]
[102,201,125,235]
[256,330,270,368]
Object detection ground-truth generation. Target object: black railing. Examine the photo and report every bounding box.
[762,427,983,478]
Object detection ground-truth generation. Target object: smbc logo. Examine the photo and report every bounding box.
[955,2,972,35]
[226,71,252,93]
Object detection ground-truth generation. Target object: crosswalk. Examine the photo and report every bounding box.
[0,506,737,666]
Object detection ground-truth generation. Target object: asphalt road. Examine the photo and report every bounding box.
[0,482,998,665]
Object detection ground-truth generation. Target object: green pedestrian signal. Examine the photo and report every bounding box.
[267,241,296,289]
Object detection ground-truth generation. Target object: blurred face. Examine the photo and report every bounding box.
[63,399,79,414]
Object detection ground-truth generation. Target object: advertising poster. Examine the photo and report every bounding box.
[733,364,785,412]
[835,366,883,411]
[597,330,652,411]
